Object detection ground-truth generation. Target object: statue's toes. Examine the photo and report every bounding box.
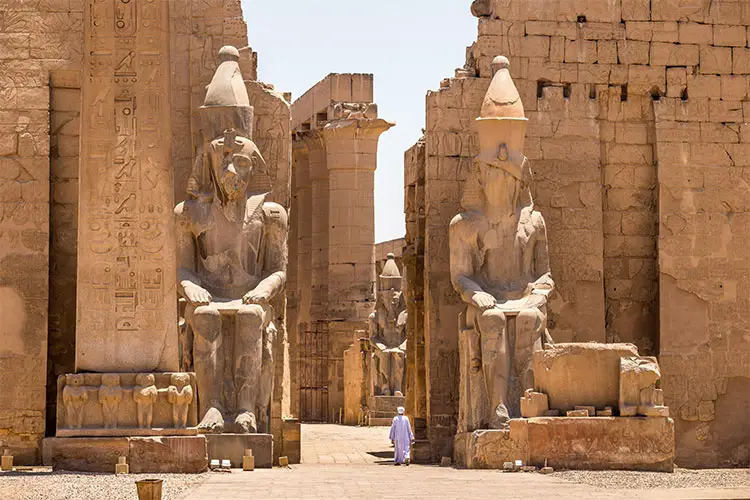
[197,407,225,434]
[234,411,257,434]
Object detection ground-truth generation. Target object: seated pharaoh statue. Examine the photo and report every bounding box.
[175,46,288,434]
[368,254,407,396]
[450,56,554,432]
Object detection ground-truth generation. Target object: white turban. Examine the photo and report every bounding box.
[397,406,405,415]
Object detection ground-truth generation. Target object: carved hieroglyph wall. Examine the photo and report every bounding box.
[76,0,178,372]
[407,0,750,466]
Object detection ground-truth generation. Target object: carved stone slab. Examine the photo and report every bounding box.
[76,0,178,372]
[56,373,197,436]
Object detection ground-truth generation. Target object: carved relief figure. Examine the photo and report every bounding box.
[62,374,88,429]
[175,46,287,434]
[133,373,158,429]
[98,374,123,429]
[167,373,194,428]
[450,56,554,431]
[369,254,407,396]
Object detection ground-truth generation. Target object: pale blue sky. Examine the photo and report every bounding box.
[242,0,477,242]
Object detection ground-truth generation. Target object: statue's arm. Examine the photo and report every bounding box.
[449,213,487,304]
[368,311,384,347]
[247,202,288,303]
[174,202,211,304]
[531,212,555,295]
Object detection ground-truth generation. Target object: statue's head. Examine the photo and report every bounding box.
[209,130,267,202]
[170,373,190,389]
[135,373,155,387]
[464,56,533,213]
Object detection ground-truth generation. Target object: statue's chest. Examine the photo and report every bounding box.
[479,217,536,275]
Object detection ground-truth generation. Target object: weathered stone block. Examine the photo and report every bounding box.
[520,390,549,418]
[205,434,272,469]
[534,343,639,412]
[129,436,207,473]
[42,437,129,473]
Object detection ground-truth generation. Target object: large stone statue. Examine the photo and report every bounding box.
[175,46,288,434]
[368,254,407,396]
[450,56,554,432]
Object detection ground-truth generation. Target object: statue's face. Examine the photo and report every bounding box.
[481,162,519,210]
[218,152,253,200]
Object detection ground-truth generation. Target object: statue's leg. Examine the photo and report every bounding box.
[514,308,546,393]
[257,322,276,433]
[188,304,225,432]
[392,352,405,395]
[234,304,267,433]
[476,308,510,428]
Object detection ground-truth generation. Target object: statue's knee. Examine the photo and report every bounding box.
[236,304,265,330]
[191,306,221,335]
[480,308,506,332]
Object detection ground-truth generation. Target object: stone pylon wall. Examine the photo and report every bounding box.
[410,0,750,466]
[0,0,291,464]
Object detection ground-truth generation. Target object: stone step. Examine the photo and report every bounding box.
[368,417,394,426]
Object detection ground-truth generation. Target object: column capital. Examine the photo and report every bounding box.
[321,117,394,142]
[296,129,326,153]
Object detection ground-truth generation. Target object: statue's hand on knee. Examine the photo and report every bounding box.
[242,287,271,306]
[470,291,497,311]
[183,282,212,306]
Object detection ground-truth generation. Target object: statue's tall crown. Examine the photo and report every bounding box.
[380,253,402,280]
[202,46,250,109]
[200,46,253,141]
[475,56,528,178]
[478,56,526,120]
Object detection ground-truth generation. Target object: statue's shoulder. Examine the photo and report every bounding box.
[450,210,485,235]
[174,199,198,223]
[529,208,547,230]
[262,201,288,228]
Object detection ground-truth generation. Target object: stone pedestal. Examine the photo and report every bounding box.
[205,434,273,468]
[281,418,301,465]
[453,417,674,472]
[368,395,405,426]
[43,436,208,473]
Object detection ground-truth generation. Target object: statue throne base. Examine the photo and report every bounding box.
[367,394,405,426]
[43,372,208,473]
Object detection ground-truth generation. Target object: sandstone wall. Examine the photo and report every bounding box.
[412,0,750,465]
[0,2,84,465]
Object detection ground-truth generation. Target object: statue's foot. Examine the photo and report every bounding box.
[234,411,257,434]
[197,407,225,434]
[489,403,510,430]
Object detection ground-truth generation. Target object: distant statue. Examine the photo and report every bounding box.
[175,46,287,434]
[450,56,554,432]
[369,254,407,397]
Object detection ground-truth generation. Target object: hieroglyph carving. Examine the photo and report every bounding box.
[451,56,554,432]
[77,0,178,373]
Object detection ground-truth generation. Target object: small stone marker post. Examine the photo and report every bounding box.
[115,456,129,474]
[1,450,13,471]
[243,448,254,471]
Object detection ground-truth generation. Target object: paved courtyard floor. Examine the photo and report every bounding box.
[185,424,750,500]
[2,424,749,500]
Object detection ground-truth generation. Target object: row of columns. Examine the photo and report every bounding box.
[290,116,393,421]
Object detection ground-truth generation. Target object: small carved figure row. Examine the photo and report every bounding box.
[62,373,193,430]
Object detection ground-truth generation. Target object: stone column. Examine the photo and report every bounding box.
[290,138,312,418]
[321,117,393,419]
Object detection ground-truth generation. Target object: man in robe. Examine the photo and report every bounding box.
[389,406,414,466]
